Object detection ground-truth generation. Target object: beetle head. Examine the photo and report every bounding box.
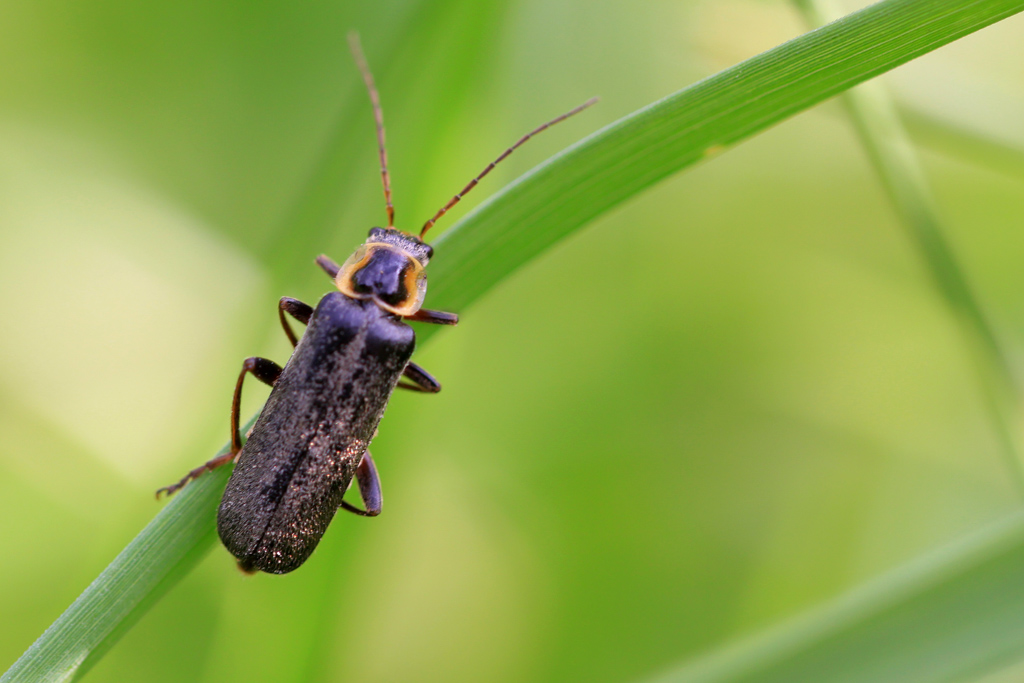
[335,227,433,316]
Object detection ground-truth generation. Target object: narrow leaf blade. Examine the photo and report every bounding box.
[425,0,1024,328]
[654,512,1024,683]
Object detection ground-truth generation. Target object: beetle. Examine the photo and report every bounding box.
[157,33,596,574]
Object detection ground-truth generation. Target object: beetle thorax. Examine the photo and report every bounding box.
[335,227,432,316]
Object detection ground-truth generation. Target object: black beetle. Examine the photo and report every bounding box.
[157,34,596,574]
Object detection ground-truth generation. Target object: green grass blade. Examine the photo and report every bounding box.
[653,511,1024,683]
[422,0,1024,329]
[902,103,1024,179]
[0,447,233,683]
[793,0,1024,493]
[5,0,1023,679]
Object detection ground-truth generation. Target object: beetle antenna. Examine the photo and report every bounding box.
[419,96,598,239]
[349,32,395,228]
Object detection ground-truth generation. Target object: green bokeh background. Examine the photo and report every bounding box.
[2,0,1024,681]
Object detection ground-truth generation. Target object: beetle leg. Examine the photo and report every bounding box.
[340,451,382,516]
[230,357,283,454]
[397,361,441,393]
[316,254,341,279]
[404,308,459,325]
[156,450,236,499]
[278,297,313,347]
[156,356,283,499]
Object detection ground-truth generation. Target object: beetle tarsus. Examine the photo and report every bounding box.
[156,450,236,499]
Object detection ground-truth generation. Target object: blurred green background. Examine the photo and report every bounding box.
[2,0,1024,681]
